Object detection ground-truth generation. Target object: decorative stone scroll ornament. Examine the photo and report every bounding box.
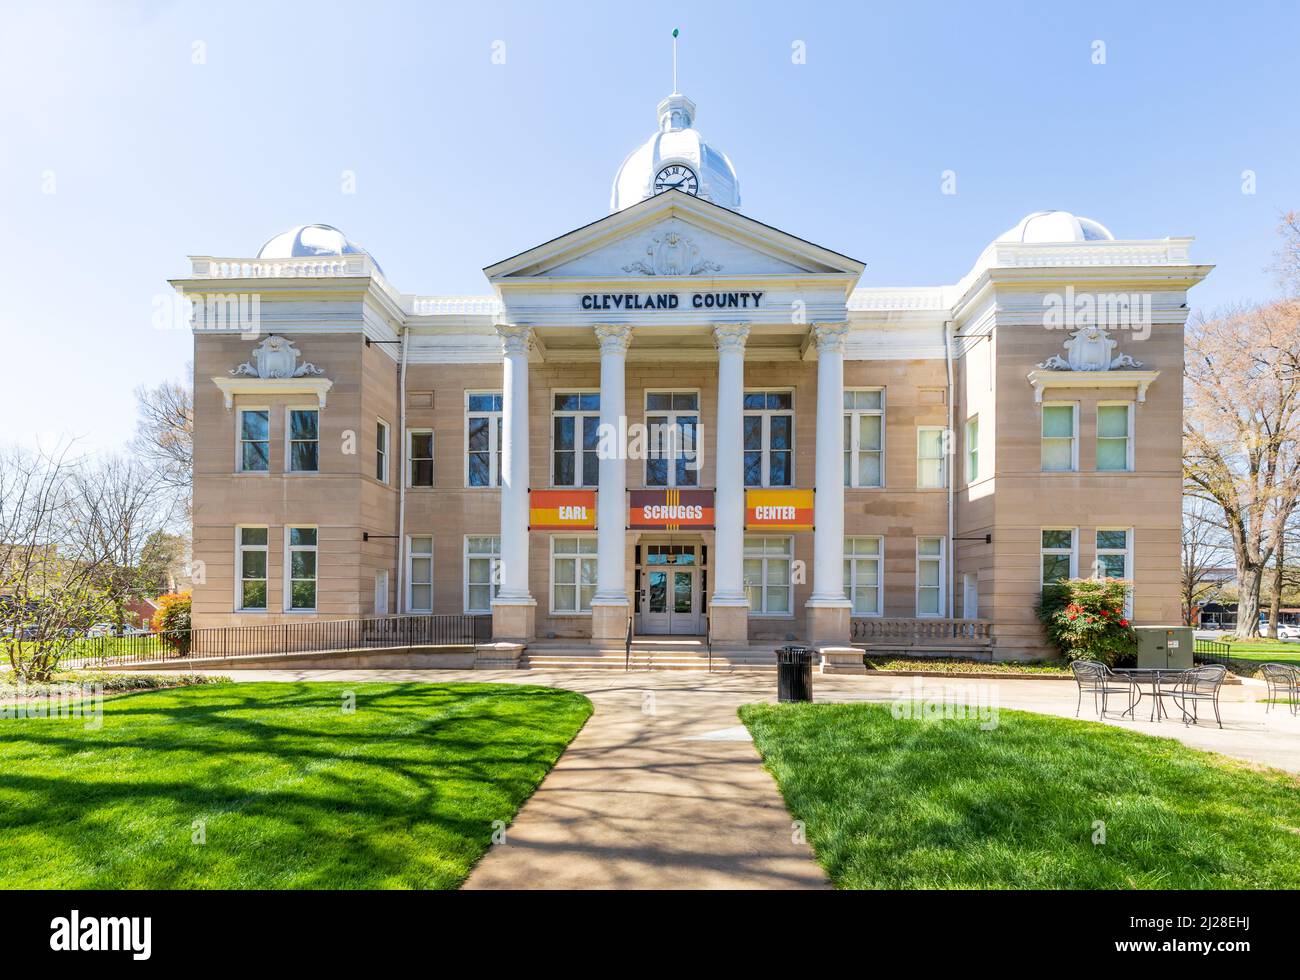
[623,227,723,276]
[230,335,325,379]
[1035,326,1144,372]
[593,323,634,354]
[712,323,750,354]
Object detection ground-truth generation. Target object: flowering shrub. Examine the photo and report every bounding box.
[151,591,192,651]
[1036,579,1136,666]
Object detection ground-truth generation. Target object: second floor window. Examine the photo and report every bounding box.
[1097,403,1133,471]
[287,409,319,472]
[239,409,269,472]
[409,430,434,487]
[965,415,980,483]
[844,389,884,488]
[917,427,946,489]
[744,390,793,487]
[467,392,503,487]
[645,391,699,488]
[1042,404,1077,472]
[375,420,390,483]
[553,392,600,487]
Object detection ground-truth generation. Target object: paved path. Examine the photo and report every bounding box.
[192,667,1300,888]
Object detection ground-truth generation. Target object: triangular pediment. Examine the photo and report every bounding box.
[484,191,864,283]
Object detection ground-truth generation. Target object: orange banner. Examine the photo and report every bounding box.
[529,490,596,531]
[745,488,814,531]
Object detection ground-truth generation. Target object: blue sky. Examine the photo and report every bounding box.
[2,0,1297,453]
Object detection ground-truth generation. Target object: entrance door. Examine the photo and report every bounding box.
[640,542,701,634]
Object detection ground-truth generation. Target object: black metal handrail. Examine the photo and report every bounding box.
[624,615,633,672]
[64,613,492,668]
[706,612,712,673]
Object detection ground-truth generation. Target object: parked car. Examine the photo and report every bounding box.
[1277,625,1300,641]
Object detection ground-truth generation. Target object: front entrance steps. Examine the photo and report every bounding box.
[523,636,788,671]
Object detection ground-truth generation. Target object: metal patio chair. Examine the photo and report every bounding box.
[1260,663,1300,716]
[1071,660,1136,719]
[1169,664,1228,728]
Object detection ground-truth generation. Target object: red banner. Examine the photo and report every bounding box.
[628,488,715,530]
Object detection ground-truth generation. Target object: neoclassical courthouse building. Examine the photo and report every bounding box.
[175,90,1209,662]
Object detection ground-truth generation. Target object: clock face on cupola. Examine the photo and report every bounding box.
[654,164,698,196]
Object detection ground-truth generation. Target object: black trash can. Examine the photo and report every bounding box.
[776,645,814,703]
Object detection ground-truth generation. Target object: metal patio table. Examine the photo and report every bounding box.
[1114,667,1182,722]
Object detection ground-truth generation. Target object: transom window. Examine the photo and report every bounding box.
[236,527,268,611]
[287,409,319,472]
[1041,529,1077,584]
[408,430,434,487]
[1097,403,1133,472]
[916,536,945,617]
[553,392,600,487]
[1041,404,1078,472]
[743,536,793,615]
[917,427,947,489]
[552,536,597,614]
[286,526,317,611]
[238,409,269,472]
[465,535,501,613]
[844,537,883,616]
[744,390,793,487]
[466,392,503,487]
[407,536,433,613]
[645,544,697,565]
[844,389,884,488]
[645,391,699,488]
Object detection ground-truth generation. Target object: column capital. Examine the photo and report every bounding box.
[712,323,751,354]
[810,321,849,354]
[495,323,534,356]
[593,323,634,354]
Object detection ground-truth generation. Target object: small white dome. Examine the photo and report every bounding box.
[610,93,741,213]
[257,223,383,272]
[996,210,1115,244]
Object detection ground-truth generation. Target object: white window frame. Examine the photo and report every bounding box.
[408,428,434,488]
[407,535,434,613]
[464,535,502,614]
[551,390,602,488]
[1040,527,1078,586]
[915,536,946,618]
[1041,402,1079,473]
[644,389,702,488]
[743,535,795,617]
[284,525,318,613]
[1095,527,1134,617]
[236,407,270,474]
[235,525,269,612]
[285,406,320,473]
[917,426,947,489]
[844,388,885,488]
[375,418,390,484]
[743,389,795,489]
[550,535,598,615]
[1096,401,1135,472]
[465,391,503,488]
[844,536,884,617]
[965,415,979,484]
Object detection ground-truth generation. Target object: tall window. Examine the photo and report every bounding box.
[1041,404,1077,472]
[238,409,269,472]
[375,419,390,483]
[645,392,699,487]
[844,537,883,616]
[744,536,793,615]
[551,536,597,614]
[465,535,501,613]
[1096,528,1133,616]
[1097,403,1133,472]
[553,392,600,487]
[917,427,946,489]
[844,389,884,488]
[287,409,319,472]
[744,390,793,487]
[965,415,980,483]
[286,527,317,611]
[236,527,268,611]
[1041,529,1076,584]
[408,430,434,487]
[916,536,945,617]
[407,536,433,612]
[466,392,503,487]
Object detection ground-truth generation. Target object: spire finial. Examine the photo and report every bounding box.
[671,28,679,94]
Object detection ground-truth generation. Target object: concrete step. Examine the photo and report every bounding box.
[523,652,780,671]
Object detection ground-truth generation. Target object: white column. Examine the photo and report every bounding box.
[808,322,850,613]
[493,325,535,612]
[592,324,633,613]
[711,324,750,612]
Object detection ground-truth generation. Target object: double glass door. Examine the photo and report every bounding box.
[641,543,700,634]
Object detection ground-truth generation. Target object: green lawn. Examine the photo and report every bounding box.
[740,702,1300,889]
[0,681,591,888]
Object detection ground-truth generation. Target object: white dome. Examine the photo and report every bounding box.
[257,223,382,272]
[996,210,1115,244]
[610,93,741,213]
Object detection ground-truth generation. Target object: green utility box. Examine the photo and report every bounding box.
[1134,626,1194,669]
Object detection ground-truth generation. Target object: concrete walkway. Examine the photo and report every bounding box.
[189,667,1300,888]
